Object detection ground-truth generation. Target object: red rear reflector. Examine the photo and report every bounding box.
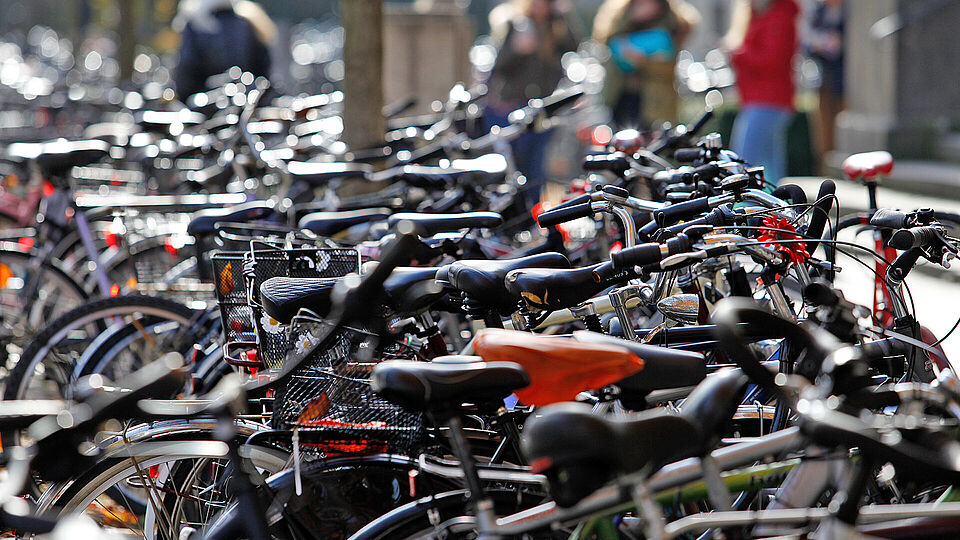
[164,238,179,259]
[529,456,553,473]
[591,125,613,147]
[18,237,34,251]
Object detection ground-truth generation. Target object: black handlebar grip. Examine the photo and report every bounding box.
[537,202,594,228]
[610,242,664,270]
[692,163,721,183]
[638,218,660,241]
[888,226,941,250]
[688,108,714,136]
[665,233,692,255]
[583,153,630,176]
[654,197,712,227]
[805,179,836,253]
[591,261,617,282]
[673,148,703,163]
[870,208,910,229]
[550,192,592,211]
[541,88,585,115]
[771,183,808,205]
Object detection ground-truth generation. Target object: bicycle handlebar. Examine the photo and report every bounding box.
[888,226,943,250]
[536,202,595,228]
[771,184,808,205]
[673,148,704,163]
[610,242,667,271]
[540,87,585,115]
[805,179,836,253]
[654,197,711,227]
[870,208,911,230]
[648,109,713,155]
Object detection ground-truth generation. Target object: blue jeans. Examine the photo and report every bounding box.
[730,105,793,186]
[485,107,552,208]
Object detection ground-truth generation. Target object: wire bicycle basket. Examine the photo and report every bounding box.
[271,315,426,457]
[212,242,360,369]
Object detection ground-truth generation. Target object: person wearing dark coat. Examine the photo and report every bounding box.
[174,0,274,99]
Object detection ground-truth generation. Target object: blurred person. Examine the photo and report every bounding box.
[805,0,845,160]
[486,0,578,209]
[726,0,799,186]
[593,0,699,129]
[174,0,276,99]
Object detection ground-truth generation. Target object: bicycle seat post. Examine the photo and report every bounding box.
[867,180,880,213]
[442,413,501,536]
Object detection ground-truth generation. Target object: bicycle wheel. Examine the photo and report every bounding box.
[0,248,87,355]
[2,295,196,448]
[38,425,282,540]
[201,455,463,540]
[76,306,221,382]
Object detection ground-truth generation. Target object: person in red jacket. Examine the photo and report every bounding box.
[726,0,799,185]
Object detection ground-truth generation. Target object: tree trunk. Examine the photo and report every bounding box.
[340,0,385,150]
[117,0,137,84]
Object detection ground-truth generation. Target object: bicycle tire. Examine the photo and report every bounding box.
[39,429,282,539]
[2,295,196,449]
[202,455,463,540]
[76,306,221,382]
[0,247,88,349]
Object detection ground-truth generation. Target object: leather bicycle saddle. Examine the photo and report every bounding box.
[298,208,392,237]
[136,109,205,132]
[260,266,448,324]
[8,139,111,178]
[387,211,503,236]
[259,277,337,324]
[522,402,701,507]
[371,359,530,411]
[437,253,570,315]
[572,331,707,395]
[383,267,446,315]
[187,201,277,236]
[676,367,749,454]
[473,328,643,404]
[371,155,507,188]
[841,151,894,183]
[287,161,372,186]
[505,264,608,311]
